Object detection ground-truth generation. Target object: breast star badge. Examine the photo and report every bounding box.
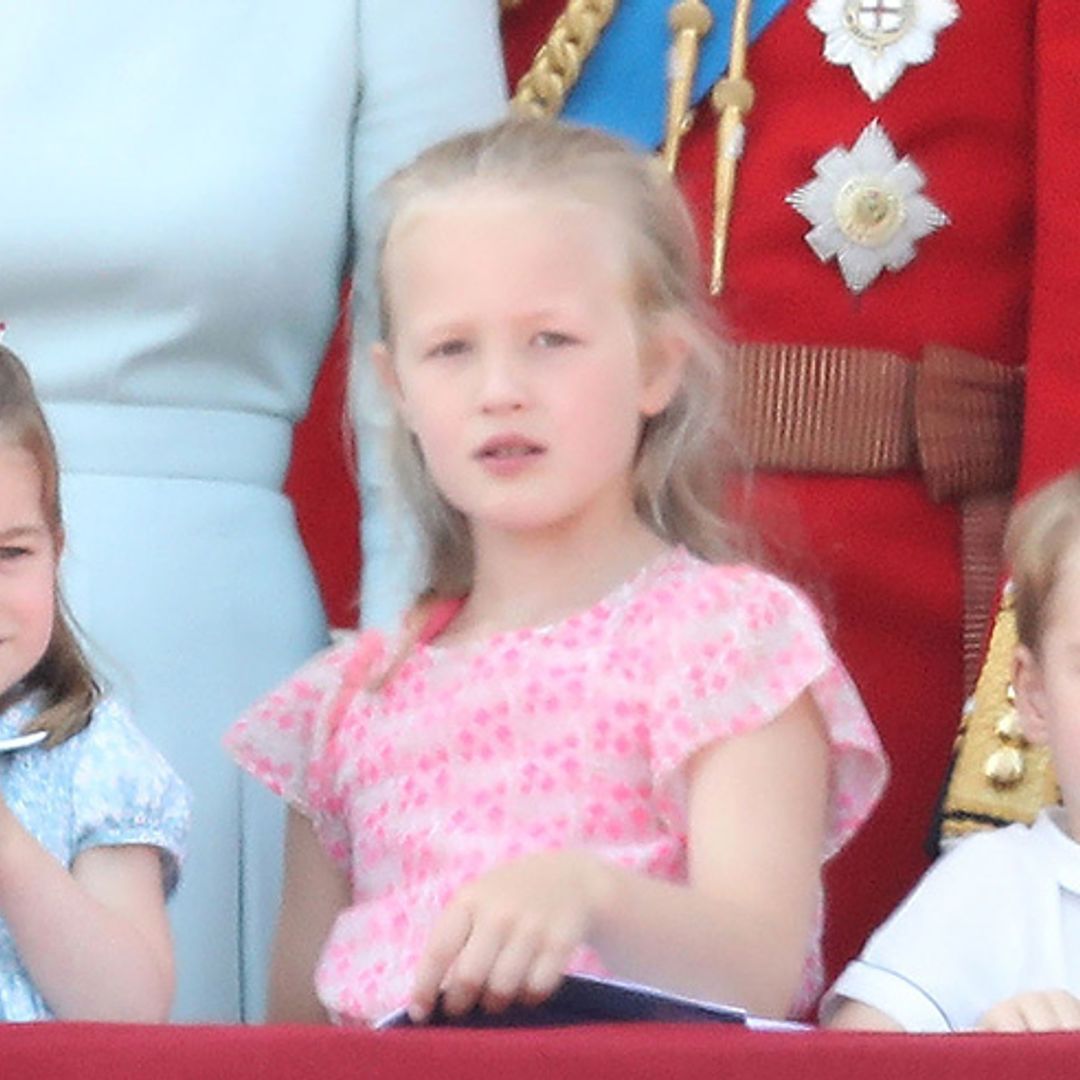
[787,119,949,294]
[807,0,960,101]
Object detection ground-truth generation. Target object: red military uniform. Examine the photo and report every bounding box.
[937,3,1080,850]
[502,0,1072,983]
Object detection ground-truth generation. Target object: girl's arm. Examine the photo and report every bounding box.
[583,686,825,1015]
[0,804,173,1021]
[411,692,829,1021]
[267,806,351,1023]
[587,689,830,1017]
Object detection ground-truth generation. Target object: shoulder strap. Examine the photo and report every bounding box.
[314,632,386,758]
[317,597,465,751]
[415,596,466,645]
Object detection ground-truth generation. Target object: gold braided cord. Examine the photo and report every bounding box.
[511,0,621,119]
[510,0,749,295]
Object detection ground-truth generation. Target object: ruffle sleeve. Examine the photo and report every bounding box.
[645,564,888,859]
[224,631,386,870]
[71,698,192,896]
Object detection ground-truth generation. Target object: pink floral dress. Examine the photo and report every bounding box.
[226,548,887,1023]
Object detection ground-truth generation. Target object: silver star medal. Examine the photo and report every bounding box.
[787,119,948,294]
[808,0,959,101]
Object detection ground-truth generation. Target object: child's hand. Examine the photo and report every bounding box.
[408,849,609,1022]
[978,990,1080,1032]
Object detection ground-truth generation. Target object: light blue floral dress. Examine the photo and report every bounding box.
[0,695,190,1021]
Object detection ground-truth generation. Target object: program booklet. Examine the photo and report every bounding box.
[374,973,805,1030]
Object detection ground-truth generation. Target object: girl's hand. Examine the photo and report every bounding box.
[978,990,1080,1032]
[409,849,609,1022]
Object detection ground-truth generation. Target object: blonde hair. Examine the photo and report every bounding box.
[369,117,742,607]
[0,345,99,744]
[1005,468,1080,654]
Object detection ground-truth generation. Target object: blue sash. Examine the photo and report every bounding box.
[561,0,794,150]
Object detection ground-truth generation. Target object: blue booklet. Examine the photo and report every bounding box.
[375,973,750,1029]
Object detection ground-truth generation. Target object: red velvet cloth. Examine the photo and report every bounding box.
[4,1023,1079,1079]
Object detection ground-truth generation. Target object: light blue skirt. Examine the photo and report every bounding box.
[49,402,329,1021]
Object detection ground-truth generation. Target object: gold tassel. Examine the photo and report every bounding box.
[709,0,755,295]
[939,590,1059,843]
[662,1,714,174]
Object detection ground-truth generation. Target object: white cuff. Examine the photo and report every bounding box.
[823,960,953,1033]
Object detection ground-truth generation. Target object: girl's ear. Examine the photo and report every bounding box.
[639,319,690,418]
[1013,644,1051,745]
[371,341,408,417]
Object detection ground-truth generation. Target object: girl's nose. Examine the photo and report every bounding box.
[477,352,528,413]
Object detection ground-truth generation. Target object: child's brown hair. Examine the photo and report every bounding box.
[0,345,99,743]
[1005,469,1080,655]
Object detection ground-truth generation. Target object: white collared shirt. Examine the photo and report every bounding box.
[822,808,1080,1031]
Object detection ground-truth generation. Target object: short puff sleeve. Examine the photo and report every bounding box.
[645,565,887,859]
[72,699,191,896]
[224,632,386,870]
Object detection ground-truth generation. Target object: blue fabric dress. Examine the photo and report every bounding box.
[0,695,190,1021]
[0,2,506,1020]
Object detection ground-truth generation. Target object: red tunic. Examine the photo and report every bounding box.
[502,0,1077,984]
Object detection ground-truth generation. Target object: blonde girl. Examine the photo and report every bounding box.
[0,346,189,1021]
[227,118,887,1026]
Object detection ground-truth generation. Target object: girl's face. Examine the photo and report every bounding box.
[0,444,57,696]
[1015,539,1080,834]
[375,186,684,545]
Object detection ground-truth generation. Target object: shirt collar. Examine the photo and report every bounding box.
[1032,807,1080,894]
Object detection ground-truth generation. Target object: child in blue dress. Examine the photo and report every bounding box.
[0,345,190,1021]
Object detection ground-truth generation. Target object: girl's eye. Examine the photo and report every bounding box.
[0,546,31,561]
[533,330,576,349]
[426,338,470,360]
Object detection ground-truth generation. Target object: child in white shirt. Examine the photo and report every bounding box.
[824,469,1080,1033]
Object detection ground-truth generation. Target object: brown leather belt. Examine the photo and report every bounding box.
[731,341,1025,690]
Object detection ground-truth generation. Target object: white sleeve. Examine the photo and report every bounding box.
[821,829,1027,1032]
[351,2,508,630]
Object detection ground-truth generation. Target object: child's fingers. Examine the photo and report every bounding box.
[979,1003,1024,1032]
[519,930,575,1005]
[980,991,1080,1032]
[438,914,508,1017]
[1057,993,1080,1029]
[1017,997,1054,1031]
[1016,995,1061,1032]
[1030,991,1080,1031]
[409,903,473,1022]
[479,926,544,1013]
